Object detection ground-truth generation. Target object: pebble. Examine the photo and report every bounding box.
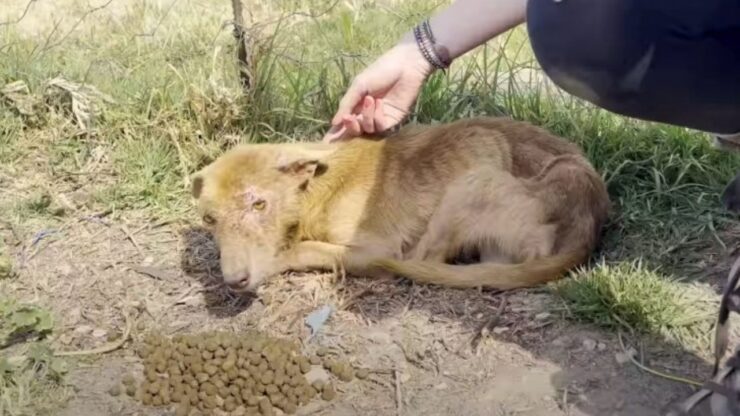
[74,325,93,335]
[582,339,597,351]
[534,312,551,321]
[492,327,509,335]
[304,366,330,385]
[108,384,122,396]
[615,348,636,365]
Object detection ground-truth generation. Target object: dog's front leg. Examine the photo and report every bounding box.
[281,238,401,279]
[280,241,349,273]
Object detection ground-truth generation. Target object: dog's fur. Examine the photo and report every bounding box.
[191,117,611,293]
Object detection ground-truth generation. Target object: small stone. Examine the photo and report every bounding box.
[92,328,107,338]
[74,325,93,335]
[304,366,330,385]
[434,382,448,390]
[492,327,509,335]
[582,339,597,351]
[615,348,636,365]
[597,342,607,351]
[108,384,122,396]
[534,312,551,321]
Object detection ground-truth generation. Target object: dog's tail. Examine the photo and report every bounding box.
[369,250,586,289]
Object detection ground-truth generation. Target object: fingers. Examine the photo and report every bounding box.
[322,123,347,143]
[342,115,362,137]
[374,98,388,132]
[323,97,398,142]
[360,96,375,134]
[332,78,367,126]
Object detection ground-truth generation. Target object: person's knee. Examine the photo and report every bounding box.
[525,0,652,110]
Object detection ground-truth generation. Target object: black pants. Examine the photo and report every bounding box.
[526,0,740,135]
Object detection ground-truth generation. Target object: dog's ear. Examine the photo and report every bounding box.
[276,158,328,180]
[190,174,204,199]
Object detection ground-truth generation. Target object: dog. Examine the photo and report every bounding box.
[190,116,611,293]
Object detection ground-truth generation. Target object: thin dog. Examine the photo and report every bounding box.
[190,117,611,293]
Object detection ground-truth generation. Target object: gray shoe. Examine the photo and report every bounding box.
[666,256,740,416]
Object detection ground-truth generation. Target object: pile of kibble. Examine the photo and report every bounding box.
[111,330,369,416]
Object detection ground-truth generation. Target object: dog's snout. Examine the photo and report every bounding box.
[225,273,250,291]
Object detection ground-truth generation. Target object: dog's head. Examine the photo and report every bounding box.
[190,143,332,293]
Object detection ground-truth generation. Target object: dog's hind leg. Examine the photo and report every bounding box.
[411,168,556,264]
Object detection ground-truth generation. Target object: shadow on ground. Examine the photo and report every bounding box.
[179,226,255,318]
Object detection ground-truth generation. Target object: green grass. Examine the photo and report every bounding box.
[0,0,737,394]
[554,261,719,350]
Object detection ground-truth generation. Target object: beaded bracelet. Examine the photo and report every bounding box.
[413,19,452,71]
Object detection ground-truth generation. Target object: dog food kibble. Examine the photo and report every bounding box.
[108,384,122,396]
[126,330,362,415]
[322,384,337,401]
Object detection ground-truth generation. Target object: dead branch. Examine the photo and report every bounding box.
[230,0,252,92]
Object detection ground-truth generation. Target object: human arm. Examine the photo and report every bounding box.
[323,0,528,142]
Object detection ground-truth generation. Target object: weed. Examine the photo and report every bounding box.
[0,299,54,348]
[554,260,718,350]
[0,299,70,416]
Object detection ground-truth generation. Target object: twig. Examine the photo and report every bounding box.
[121,225,145,257]
[54,312,133,357]
[38,0,115,55]
[617,331,702,387]
[394,369,402,416]
[230,0,252,91]
[0,0,37,26]
[470,296,508,352]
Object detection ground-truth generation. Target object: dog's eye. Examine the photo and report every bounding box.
[252,200,266,211]
[203,214,216,225]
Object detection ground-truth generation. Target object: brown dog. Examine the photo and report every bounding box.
[190,116,611,293]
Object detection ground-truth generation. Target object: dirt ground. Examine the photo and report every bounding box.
[2,199,732,416]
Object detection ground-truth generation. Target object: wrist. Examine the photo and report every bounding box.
[396,32,436,77]
[398,22,452,75]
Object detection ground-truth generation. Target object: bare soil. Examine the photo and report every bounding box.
[2,198,732,416]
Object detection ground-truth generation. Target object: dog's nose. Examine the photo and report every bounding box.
[225,274,250,291]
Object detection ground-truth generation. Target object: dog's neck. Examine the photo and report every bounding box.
[294,138,385,241]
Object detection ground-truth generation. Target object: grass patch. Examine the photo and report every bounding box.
[555,261,718,350]
[0,298,71,416]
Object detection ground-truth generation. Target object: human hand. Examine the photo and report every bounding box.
[323,39,433,143]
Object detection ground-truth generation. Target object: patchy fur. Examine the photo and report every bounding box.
[191,117,611,293]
